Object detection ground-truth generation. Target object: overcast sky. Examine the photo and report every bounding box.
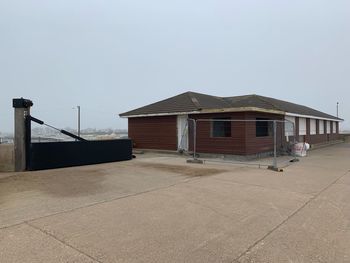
[1,0,349,133]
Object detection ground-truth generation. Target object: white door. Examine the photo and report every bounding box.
[177,115,188,151]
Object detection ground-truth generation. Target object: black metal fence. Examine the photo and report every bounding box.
[28,139,132,170]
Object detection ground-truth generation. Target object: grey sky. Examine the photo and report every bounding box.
[1,0,349,133]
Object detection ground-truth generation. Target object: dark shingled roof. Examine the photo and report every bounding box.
[120,91,342,120]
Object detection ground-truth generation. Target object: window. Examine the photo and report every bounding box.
[326,121,331,134]
[333,122,337,133]
[212,118,231,137]
[299,118,307,135]
[319,120,324,134]
[256,118,271,137]
[310,119,316,135]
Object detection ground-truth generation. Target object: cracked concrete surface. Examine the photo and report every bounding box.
[0,143,350,262]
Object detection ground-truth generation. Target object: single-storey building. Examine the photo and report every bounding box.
[120,92,343,155]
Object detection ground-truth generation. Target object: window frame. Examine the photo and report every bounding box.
[255,118,272,137]
[211,117,232,138]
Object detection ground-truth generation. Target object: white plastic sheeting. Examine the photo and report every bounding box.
[177,115,188,151]
[284,116,295,136]
[310,119,316,135]
[299,117,307,135]
[326,121,331,134]
[319,120,324,134]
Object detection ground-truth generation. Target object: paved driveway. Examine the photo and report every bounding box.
[0,143,349,262]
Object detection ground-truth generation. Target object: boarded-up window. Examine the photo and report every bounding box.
[333,122,337,133]
[299,118,307,135]
[319,120,324,134]
[326,121,331,134]
[285,116,295,136]
[212,118,231,137]
[310,119,316,135]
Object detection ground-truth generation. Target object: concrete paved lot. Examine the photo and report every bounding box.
[0,143,349,262]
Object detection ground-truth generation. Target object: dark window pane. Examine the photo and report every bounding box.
[212,118,231,137]
[256,118,270,137]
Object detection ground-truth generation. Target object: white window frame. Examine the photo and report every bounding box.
[332,121,337,133]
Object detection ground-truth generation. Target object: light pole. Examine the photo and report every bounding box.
[72,106,81,137]
[77,105,81,137]
[336,102,339,118]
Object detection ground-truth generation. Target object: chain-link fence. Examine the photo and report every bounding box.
[181,118,297,170]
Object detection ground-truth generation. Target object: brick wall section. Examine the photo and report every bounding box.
[128,116,177,150]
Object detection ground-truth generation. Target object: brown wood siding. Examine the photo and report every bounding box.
[188,112,246,155]
[189,112,284,155]
[128,116,177,150]
[127,113,341,155]
[244,112,284,155]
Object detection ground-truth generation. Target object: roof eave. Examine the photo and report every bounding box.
[119,107,285,118]
[285,112,343,122]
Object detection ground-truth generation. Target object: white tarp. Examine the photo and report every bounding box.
[299,118,307,135]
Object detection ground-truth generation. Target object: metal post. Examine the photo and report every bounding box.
[77,105,81,137]
[190,119,197,160]
[273,120,277,169]
[186,118,203,164]
[337,102,339,118]
[13,98,33,172]
[25,114,31,170]
[292,122,297,161]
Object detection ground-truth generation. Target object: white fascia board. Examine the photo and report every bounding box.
[200,107,285,115]
[285,112,342,122]
[120,107,285,118]
[120,111,200,118]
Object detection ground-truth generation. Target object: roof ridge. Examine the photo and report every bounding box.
[186,91,202,110]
